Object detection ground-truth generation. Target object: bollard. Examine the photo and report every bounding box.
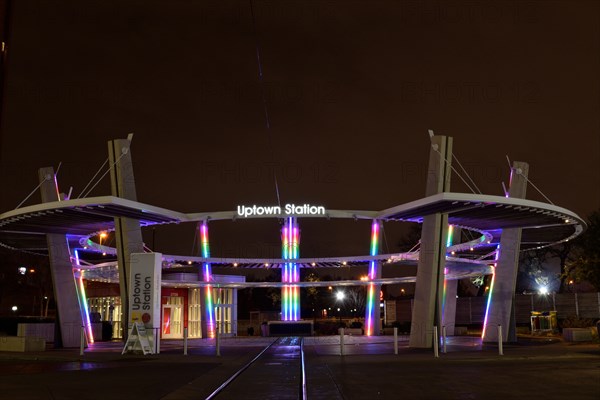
[80,326,85,356]
[183,327,188,356]
[216,326,221,357]
[442,326,447,354]
[497,325,504,356]
[153,328,159,354]
[340,328,345,356]
[394,327,398,355]
[155,328,161,354]
[433,326,439,358]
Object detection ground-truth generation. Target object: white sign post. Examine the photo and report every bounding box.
[122,252,162,355]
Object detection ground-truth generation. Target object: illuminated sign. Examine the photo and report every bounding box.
[236,203,325,218]
[129,252,162,331]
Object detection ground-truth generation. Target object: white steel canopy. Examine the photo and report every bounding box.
[0,192,585,254]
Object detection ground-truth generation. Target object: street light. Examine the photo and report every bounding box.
[335,291,345,323]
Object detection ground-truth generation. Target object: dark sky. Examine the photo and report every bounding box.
[0,0,598,258]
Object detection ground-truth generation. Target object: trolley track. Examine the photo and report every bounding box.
[205,337,309,400]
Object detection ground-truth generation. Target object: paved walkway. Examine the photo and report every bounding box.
[0,335,598,399]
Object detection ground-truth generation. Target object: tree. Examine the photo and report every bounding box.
[517,247,560,293]
[264,270,281,309]
[547,242,573,291]
[564,210,600,291]
[303,272,320,319]
[345,286,367,315]
[397,223,421,252]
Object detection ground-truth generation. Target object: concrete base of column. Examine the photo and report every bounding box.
[409,213,448,348]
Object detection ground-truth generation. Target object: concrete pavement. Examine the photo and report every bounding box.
[0,335,597,399]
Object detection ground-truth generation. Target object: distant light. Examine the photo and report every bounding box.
[11,306,17,312]
[102,252,107,256]
[233,263,238,267]
[18,267,26,275]
[360,275,368,281]
[311,262,316,267]
[264,263,269,267]
[564,219,570,223]
[539,286,549,295]
[336,291,345,301]
[187,260,192,265]
[451,251,456,255]
[100,232,108,239]
[29,269,35,273]
[469,247,474,251]
[568,280,574,284]
[342,261,347,266]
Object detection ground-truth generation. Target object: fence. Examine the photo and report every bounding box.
[386,293,600,325]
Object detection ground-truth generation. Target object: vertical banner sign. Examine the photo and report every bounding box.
[129,253,162,333]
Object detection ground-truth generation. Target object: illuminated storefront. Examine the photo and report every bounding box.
[85,275,242,340]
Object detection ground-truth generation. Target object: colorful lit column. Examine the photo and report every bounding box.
[73,250,94,344]
[441,225,459,335]
[365,219,382,336]
[482,245,500,339]
[281,217,300,321]
[199,221,215,338]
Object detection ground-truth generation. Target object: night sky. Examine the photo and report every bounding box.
[0,1,598,259]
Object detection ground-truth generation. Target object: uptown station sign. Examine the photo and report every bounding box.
[236,203,326,218]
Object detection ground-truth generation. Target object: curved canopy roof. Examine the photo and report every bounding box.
[0,192,585,255]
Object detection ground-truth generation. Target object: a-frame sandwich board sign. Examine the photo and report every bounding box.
[122,322,153,355]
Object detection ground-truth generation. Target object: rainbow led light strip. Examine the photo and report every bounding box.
[74,250,94,343]
[481,244,500,339]
[200,222,215,338]
[365,219,380,336]
[281,217,300,321]
[442,225,454,323]
[446,224,454,248]
[442,266,449,323]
